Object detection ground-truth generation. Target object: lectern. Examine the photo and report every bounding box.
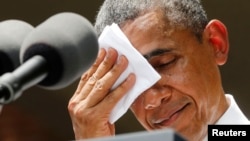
[82,128,186,141]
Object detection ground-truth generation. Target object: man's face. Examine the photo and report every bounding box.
[121,11,226,140]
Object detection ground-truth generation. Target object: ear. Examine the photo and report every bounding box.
[204,19,229,65]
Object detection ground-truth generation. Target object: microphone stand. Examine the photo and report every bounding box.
[0,55,48,104]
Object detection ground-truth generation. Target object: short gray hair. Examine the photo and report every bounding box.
[94,0,208,40]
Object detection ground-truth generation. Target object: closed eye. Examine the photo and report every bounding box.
[157,57,176,68]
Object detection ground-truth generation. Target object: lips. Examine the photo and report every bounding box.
[152,103,189,127]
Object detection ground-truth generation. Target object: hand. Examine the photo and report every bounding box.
[68,47,136,140]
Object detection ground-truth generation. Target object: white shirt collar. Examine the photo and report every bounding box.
[203,94,250,141]
[216,94,250,124]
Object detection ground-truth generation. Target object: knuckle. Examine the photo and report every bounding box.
[106,94,116,103]
[69,103,88,118]
[75,109,96,123]
[94,80,104,90]
[92,61,100,70]
[80,73,88,81]
[67,101,77,114]
[73,107,85,117]
[88,75,97,85]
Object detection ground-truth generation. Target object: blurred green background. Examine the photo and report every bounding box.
[0,1,249,140]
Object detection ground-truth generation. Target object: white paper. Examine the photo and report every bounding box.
[98,23,161,124]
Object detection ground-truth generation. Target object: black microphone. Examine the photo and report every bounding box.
[0,12,99,104]
[0,20,34,75]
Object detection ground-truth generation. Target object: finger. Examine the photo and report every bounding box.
[85,55,131,107]
[92,47,119,80]
[74,48,106,95]
[99,73,136,110]
[78,48,119,99]
[86,48,107,80]
[74,74,89,95]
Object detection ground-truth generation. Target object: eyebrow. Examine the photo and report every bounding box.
[143,48,173,60]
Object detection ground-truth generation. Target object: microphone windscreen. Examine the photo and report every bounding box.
[20,12,99,89]
[0,20,34,75]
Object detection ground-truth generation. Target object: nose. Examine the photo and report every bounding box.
[143,86,172,110]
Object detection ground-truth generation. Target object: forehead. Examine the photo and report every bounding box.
[122,10,172,36]
[121,10,176,54]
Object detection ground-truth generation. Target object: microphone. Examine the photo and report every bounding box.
[0,20,34,75]
[0,12,99,104]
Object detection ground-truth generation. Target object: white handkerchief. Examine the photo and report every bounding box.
[98,23,161,124]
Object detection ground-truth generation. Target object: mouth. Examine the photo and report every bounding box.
[152,103,189,127]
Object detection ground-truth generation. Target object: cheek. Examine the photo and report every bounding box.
[158,61,206,104]
[158,66,191,90]
[164,59,214,114]
[165,56,205,88]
